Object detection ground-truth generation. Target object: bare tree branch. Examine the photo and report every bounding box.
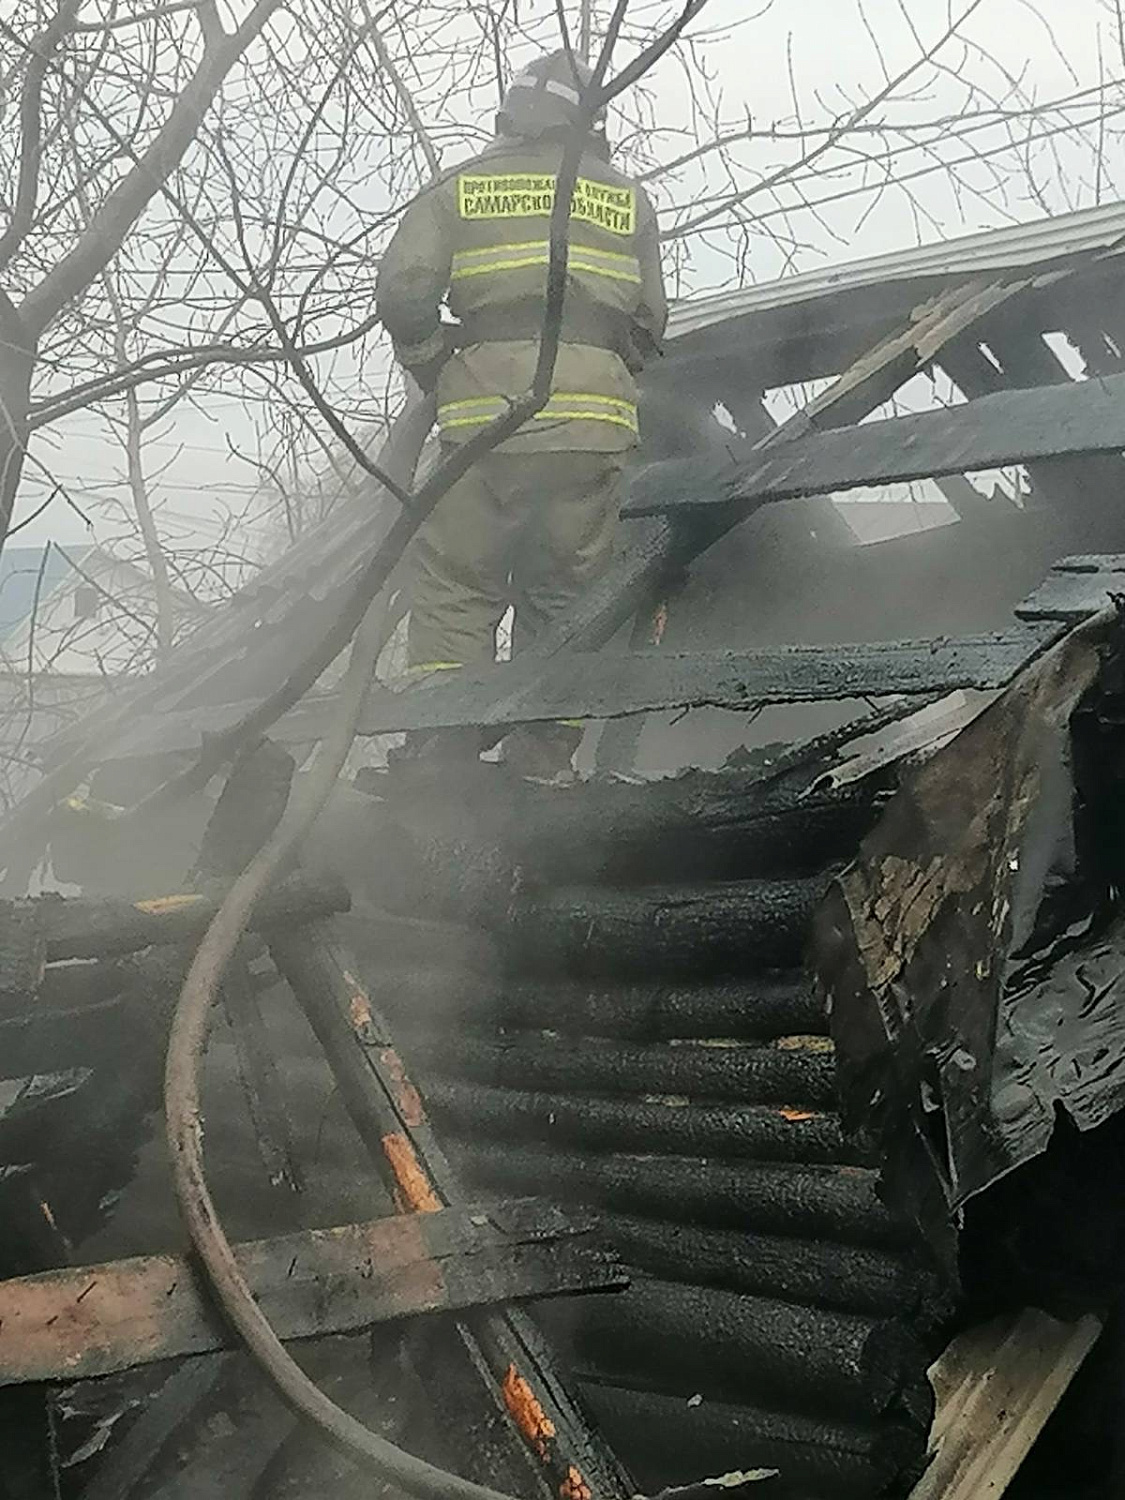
[14,0,284,338]
[0,0,82,277]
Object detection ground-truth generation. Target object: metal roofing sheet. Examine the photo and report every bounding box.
[667,199,1125,342]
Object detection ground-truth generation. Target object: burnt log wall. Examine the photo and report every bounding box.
[358,765,951,1500]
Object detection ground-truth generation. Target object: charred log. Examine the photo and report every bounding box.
[579,1381,922,1499]
[451,1143,904,1248]
[596,1214,944,1323]
[9,873,349,964]
[427,1079,851,1164]
[507,774,885,886]
[375,970,824,1043]
[552,1276,927,1422]
[424,1033,836,1107]
[510,877,830,980]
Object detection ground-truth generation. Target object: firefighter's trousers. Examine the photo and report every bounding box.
[406,448,624,669]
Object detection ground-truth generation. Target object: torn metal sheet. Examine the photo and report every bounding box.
[0,1198,622,1385]
[624,369,1125,516]
[812,693,981,793]
[816,605,1125,1261]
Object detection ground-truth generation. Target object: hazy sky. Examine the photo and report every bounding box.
[14,0,1122,558]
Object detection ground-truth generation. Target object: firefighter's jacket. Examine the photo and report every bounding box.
[376,135,668,453]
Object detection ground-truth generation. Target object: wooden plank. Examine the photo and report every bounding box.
[624,370,1125,516]
[909,1307,1103,1499]
[0,1198,623,1385]
[103,624,1062,753]
[271,927,635,1500]
[354,626,1058,732]
[0,873,350,965]
[1016,553,1125,620]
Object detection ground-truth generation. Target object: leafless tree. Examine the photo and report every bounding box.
[0,0,1123,713]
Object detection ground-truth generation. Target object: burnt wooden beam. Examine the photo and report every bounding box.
[371,625,1057,734]
[426,1033,837,1108]
[597,1215,941,1322]
[427,1079,850,1165]
[0,1198,623,1386]
[581,1381,920,1500]
[624,369,1125,517]
[271,925,635,1498]
[510,877,831,979]
[453,1143,903,1249]
[98,624,1060,751]
[219,948,304,1194]
[0,874,349,967]
[561,1276,927,1423]
[381,972,824,1043]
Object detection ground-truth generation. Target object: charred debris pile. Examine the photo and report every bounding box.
[0,708,956,1500]
[6,610,1125,1499]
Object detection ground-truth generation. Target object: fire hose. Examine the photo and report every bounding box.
[162,396,528,1500]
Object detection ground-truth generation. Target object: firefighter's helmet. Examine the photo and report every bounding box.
[498,50,606,138]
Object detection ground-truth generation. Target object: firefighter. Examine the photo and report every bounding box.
[376,48,668,778]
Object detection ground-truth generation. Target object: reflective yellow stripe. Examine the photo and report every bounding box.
[440,414,512,430]
[437,397,505,413]
[437,391,637,434]
[451,256,641,284]
[534,409,638,432]
[409,661,462,672]
[557,719,584,728]
[438,393,635,416]
[453,240,639,266]
[440,410,637,433]
[451,240,641,285]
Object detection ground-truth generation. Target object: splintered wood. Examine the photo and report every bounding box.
[909,1307,1104,1499]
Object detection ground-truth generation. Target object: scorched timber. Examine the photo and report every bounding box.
[426,1033,837,1106]
[473,766,885,884]
[452,1144,903,1248]
[599,1214,941,1321]
[510,877,830,979]
[623,367,1125,514]
[103,626,1061,754]
[426,1080,851,1164]
[0,1199,623,1384]
[375,970,826,1043]
[581,1382,921,1500]
[472,973,825,1041]
[558,1276,927,1422]
[269,925,635,1499]
[10,874,349,963]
